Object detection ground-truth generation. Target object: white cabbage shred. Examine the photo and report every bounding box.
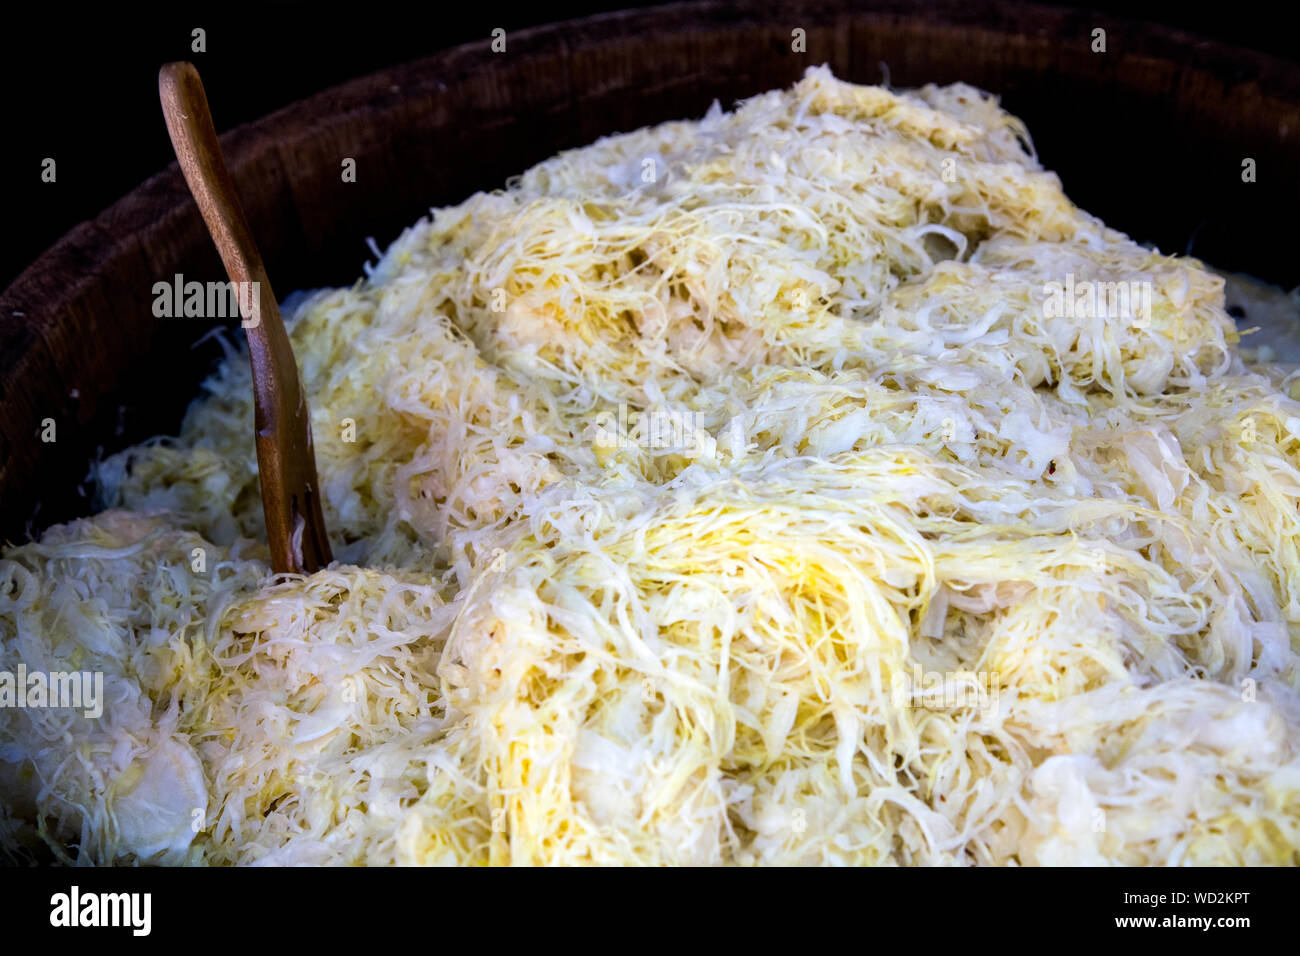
[3,66,1300,865]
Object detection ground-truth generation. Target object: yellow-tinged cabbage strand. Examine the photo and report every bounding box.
[3,65,1299,866]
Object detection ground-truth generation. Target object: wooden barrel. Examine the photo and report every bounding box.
[3,0,1298,541]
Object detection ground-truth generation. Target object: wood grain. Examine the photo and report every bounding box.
[158,62,331,574]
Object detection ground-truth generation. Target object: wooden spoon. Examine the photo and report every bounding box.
[159,61,332,574]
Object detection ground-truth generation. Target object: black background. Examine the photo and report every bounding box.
[3,0,1298,291]
[0,862,1280,937]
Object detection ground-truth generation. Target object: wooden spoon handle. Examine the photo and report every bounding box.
[159,61,332,574]
[158,62,268,293]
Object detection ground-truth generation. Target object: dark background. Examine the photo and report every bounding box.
[3,0,1298,292]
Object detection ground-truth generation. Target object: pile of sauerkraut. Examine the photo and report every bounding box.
[3,66,1299,865]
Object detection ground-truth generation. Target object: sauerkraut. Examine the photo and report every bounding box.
[3,66,1300,865]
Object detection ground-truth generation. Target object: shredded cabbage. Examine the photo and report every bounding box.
[3,66,1300,865]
